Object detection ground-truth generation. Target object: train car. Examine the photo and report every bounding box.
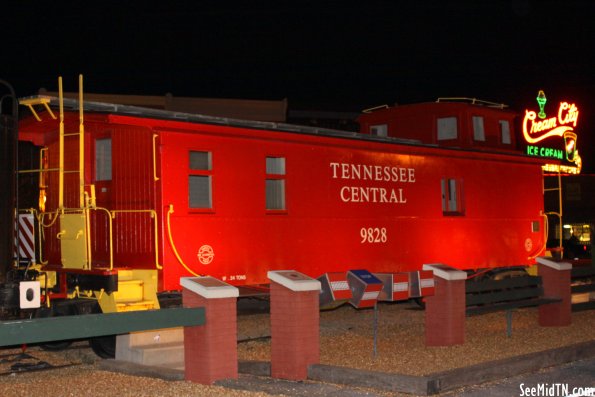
[358,98,519,152]
[3,83,548,354]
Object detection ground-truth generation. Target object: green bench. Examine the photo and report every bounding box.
[466,275,561,337]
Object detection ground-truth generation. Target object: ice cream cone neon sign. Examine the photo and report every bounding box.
[523,90,582,172]
[522,94,579,145]
[537,90,547,119]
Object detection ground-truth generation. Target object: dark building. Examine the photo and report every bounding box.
[544,174,594,259]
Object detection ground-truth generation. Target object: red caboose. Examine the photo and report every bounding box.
[17,95,546,311]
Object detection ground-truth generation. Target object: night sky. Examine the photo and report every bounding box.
[3,1,595,170]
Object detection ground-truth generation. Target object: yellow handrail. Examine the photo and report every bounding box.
[152,134,160,182]
[543,169,563,253]
[89,207,113,270]
[35,211,48,265]
[19,97,57,121]
[35,209,63,265]
[111,209,163,270]
[78,74,85,209]
[58,77,64,209]
[37,209,60,228]
[35,206,164,271]
[85,206,92,270]
[166,204,201,277]
[528,212,549,260]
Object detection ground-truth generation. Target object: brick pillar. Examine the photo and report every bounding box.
[181,277,239,384]
[423,264,467,347]
[537,257,572,327]
[268,270,321,381]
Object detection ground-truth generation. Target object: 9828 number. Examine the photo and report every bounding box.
[360,227,387,243]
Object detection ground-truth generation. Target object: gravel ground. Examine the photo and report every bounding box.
[238,301,595,376]
[0,365,276,397]
[0,301,593,396]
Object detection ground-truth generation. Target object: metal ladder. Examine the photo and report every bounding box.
[543,169,563,257]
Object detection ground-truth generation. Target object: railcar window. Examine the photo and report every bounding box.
[266,157,286,211]
[499,120,511,144]
[190,151,211,170]
[441,178,464,215]
[370,124,388,137]
[472,116,485,141]
[95,138,112,181]
[189,151,212,209]
[437,117,458,140]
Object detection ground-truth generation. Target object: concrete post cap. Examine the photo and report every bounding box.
[268,270,321,291]
[422,263,467,281]
[180,276,239,298]
[536,256,572,271]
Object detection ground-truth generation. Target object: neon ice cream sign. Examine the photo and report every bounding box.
[523,91,581,170]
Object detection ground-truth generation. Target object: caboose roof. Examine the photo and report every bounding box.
[20,95,421,145]
[19,95,545,165]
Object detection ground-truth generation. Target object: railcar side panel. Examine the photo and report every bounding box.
[19,111,545,293]
[157,123,544,290]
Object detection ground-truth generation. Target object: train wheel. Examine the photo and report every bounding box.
[37,305,73,351]
[89,335,116,359]
[87,302,116,359]
[157,291,182,308]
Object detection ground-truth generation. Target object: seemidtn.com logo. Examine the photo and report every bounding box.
[520,383,595,397]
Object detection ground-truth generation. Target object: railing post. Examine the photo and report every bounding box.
[268,270,321,380]
[423,264,467,346]
[181,277,239,384]
[537,257,572,327]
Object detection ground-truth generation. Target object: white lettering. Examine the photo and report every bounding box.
[329,162,416,183]
[351,164,360,180]
[520,383,579,397]
[390,188,407,203]
[408,168,416,183]
[363,165,373,180]
[360,227,387,243]
[370,187,378,202]
[391,167,399,182]
[340,186,350,202]
[341,163,350,179]
[374,166,382,181]
[399,167,407,182]
[380,188,388,203]
[331,161,416,205]
[383,166,391,182]
[339,187,407,203]
[330,162,340,178]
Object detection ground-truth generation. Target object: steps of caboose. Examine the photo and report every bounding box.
[125,342,185,367]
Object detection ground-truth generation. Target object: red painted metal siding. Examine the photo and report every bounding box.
[20,111,546,294]
[21,114,158,270]
[42,119,86,265]
[358,102,518,152]
[107,125,156,266]
[153,119,545,291]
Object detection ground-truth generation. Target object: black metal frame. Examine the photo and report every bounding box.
[465,275,562,337]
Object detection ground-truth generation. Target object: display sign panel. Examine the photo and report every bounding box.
[523,91,582,174]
